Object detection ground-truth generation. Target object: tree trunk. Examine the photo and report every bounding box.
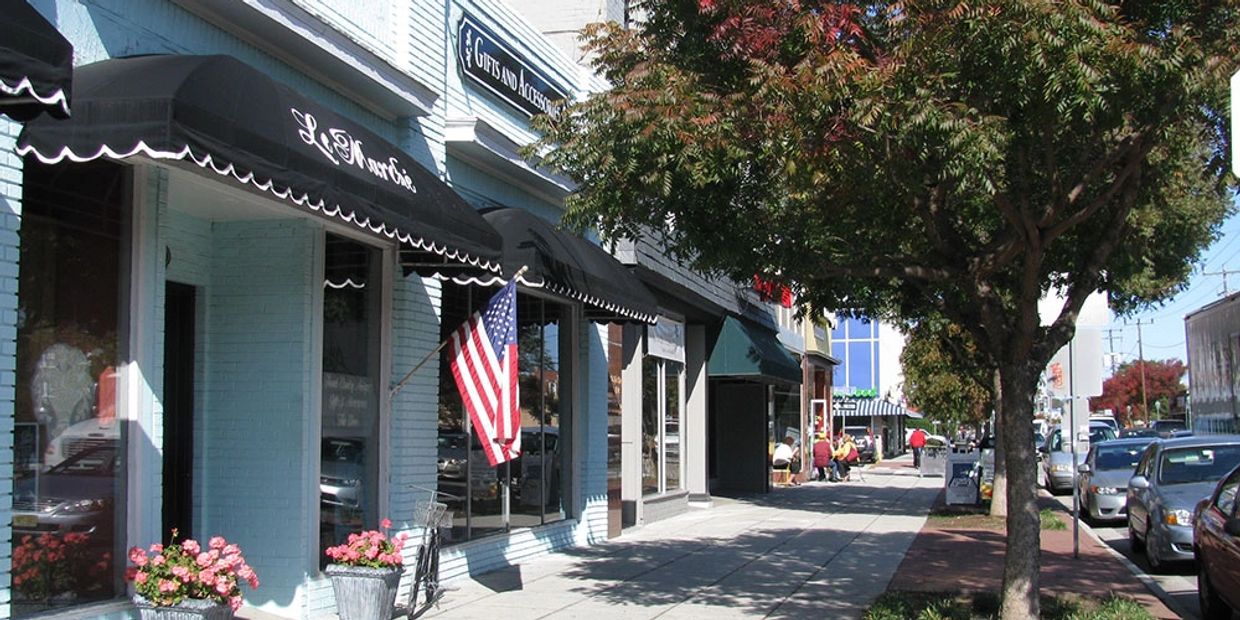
[998,363,1040,620]
[990,370,1007,517]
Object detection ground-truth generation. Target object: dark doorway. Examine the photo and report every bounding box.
[162,281,196,541]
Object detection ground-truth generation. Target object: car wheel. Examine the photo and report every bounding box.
[1198,557,1230,620]
[1144,525,1163,573]
[1128,520,1144,553]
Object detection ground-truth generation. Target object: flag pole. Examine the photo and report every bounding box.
[388,265,529,401]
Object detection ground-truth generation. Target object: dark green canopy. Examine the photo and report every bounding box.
[708,317,801,385]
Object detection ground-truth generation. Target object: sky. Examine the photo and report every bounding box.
[1106,202,1240,375]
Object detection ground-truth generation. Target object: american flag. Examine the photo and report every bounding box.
[449,281,520,466]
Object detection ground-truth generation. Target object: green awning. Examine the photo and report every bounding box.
[708,317,802,385]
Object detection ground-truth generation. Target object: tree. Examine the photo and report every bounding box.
[901,320,1008,515]
[536,2,1235,616]
[1090,359,1187,426]
[902,320,994,430]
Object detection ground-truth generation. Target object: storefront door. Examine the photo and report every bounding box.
[162,281,196,541]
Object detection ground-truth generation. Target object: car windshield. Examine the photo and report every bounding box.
[322,438,363,463]
[1158,445,1240,485]
[1090,426,1117,443]
[1121,428,1158,438]
[1095,445,1145,470]
[47,446,117,476]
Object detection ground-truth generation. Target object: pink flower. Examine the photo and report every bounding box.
[172,565,192,582]
[159,579,179,593]
[129,546,148,566]
[380,518,392,529]
[151,555,167,566]
[230,595,244,612]
[135,571,148,584]
[182,539,201,555]
[209,536,227,550]
[149,543,164,554]
[200,570,217,586]
[215,580,232,595]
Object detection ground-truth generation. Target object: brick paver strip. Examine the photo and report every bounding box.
[887,496,1178,619]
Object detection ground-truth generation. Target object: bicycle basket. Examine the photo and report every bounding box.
[412,500,450,529]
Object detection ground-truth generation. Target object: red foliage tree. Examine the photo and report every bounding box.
[1089,360,1186,426]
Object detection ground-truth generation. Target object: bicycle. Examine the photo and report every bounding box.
[406,485,456,616]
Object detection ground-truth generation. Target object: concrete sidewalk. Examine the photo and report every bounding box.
[420,465,940,619]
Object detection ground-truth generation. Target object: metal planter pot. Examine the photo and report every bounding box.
[325,564,402,620]
[134,596,234,620]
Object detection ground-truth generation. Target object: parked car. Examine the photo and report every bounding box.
[1089,414,1120,435]
[1151,418,1188,437]
[1120,427,1160,439]
[842,426,876,463]
[1127,435,1240,572]
[319,438,362,515]
[13,444,117,543]
[1077,437,1155,523]
[1041,422,1117,495]
[1193,462,1240,619]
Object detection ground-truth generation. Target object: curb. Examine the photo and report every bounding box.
[1073,514,1198,620]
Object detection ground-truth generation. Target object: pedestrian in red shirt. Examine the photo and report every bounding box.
[812,434,833,482]
[909,428,928,468]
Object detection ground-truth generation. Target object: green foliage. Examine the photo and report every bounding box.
[535,0,1235,364]
[901,320,994,427]
[1040,508,1067,530]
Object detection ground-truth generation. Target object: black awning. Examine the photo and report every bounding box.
[472,207,658,323]
[0,0,72,120]
[17,54,501,271]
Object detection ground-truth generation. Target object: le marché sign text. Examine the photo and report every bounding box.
[457,14,570,120]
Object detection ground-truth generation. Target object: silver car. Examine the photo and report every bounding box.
[1042,422,1117,495]
[1077,437,1154,523]
[1127,435,1240,572]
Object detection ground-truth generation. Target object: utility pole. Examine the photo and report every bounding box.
[1202,268,1240,296]
[1130,319,1153,424]
[1103,328,1123,375]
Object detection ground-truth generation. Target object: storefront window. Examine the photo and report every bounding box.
[772,388,801,458]
[438,286,571,543]
[320,235,382,564]
[663,361,682,491]
[642,353,684,496]
[641,358,659,495]
[13,161,128,616]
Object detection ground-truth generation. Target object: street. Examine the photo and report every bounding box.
[1048,493,1201,620]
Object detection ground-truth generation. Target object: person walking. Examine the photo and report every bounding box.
[812,433,833,482]
[909,427,927,468]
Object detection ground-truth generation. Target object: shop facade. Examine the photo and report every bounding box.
[0,1,660,618]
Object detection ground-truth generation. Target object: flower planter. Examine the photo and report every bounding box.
[325,564,402,620]
[134,596,234,620]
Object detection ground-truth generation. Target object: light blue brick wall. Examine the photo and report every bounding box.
[578,322,609,545]
[0,117,21,620]
[200,220,320,617]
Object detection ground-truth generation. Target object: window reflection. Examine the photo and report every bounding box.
[664,361,682,491]
[320,235,382,565]
[437,286,571,542]
[13,161,127,616]
[642,354,684,496]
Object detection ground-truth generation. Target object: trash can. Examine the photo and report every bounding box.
[945,453,981,505]
[921,446,948,477]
